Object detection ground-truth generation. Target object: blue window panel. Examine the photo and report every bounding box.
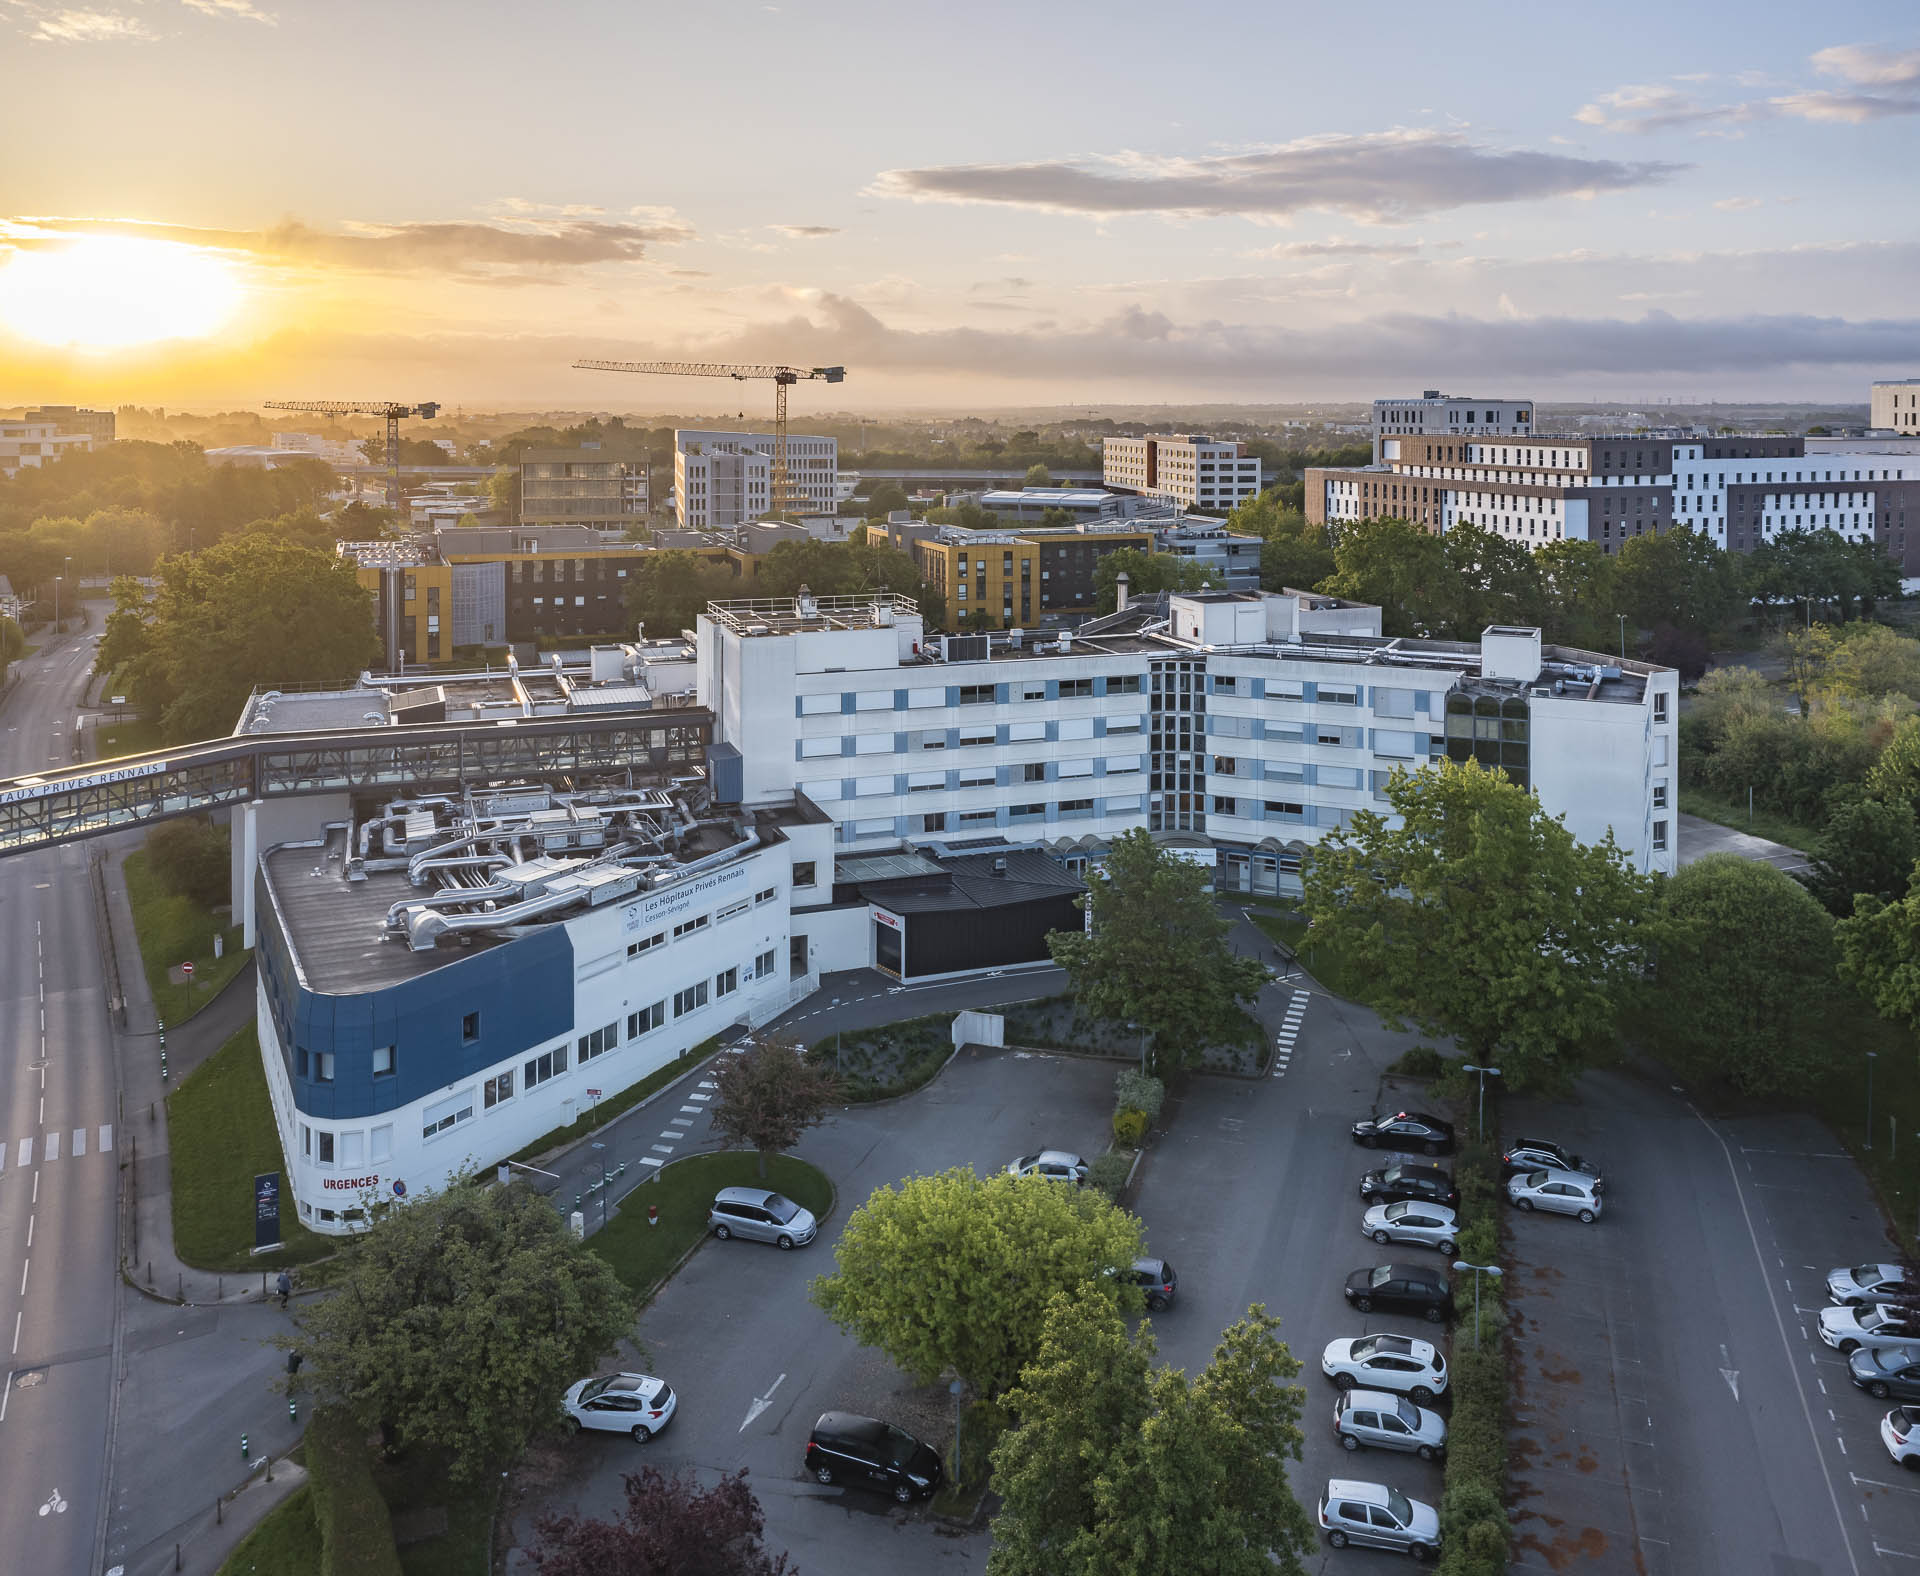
[841,779,857,800]
[894,732,909,752]
[894,689,909,709]
[1250,678,1266,698]
[945,686,961,706]
[840,693,857,714]
[1303,682,1319,703]
[1044,722,1059,741]
[841,737,856,756]
[1044,681,1060,701]
[1093,717,1107,737]
[995,684,1010,703]
[1093,677,1109,697]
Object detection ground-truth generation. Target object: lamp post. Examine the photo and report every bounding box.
[1453,1259,1504,1351]
[591,1141,609,1232]
[1616,613,1626,661]
[1866,1052,1878,1149]
[1461,1064,1502,1141]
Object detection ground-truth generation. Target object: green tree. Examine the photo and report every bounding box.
[862,481,909,517]
[1090,549,1216,615]
[810,1167,1143,1401]
[1868,715,1920,808]
[1650,855,1842,1094]
[1802,799,1920,916]
[1024,463,1053,488]
[1300,760,1658,1090]
[0,614,23,687]
[144,817,229,906]
[293,1177,632,1486]
[623,551,738,638]
[1614,526,1745,638]
[1047,828,1268,1073]
[488,464,522,529]
[989,1289,1316,1576]
[710,1040,840,1180]
[1319,516,1450,637]
[1532,539,1621,652]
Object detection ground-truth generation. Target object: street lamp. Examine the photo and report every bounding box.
[1866,1052,1878,1149]
[1461,1064,1502,1141]
[53,555,71,634]
[1616,613,1627,661]
[591,1141,609,1232]
[1453,1259,1504,1350]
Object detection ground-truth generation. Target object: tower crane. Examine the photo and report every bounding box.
[263,399,442,515]
[573,360,844,520]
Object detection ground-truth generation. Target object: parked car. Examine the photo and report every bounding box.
[1006,1150,1088,1184]
[1124,1257,1179,1312]
[1362,1200,1459,1254]
[561,1373,677,1442]
[1358,1163,1459,1210]
[1321,1334,1449,1402]
[1849,1347,1920,1401]
[1883,1405,1920,1470]
[1333,1389,1448,1460]
[1830,1264,1912,1308]
[707,1186,818,1250]
[1506,1168,1602,1222]
[804,1412,943,1503]
[1351,1112,1455,1156]
[1820,1303,1920,1357]
[1316,1478,1442,1560]
[1344,1264,1453,1323]
[1502,1139,1604,1193]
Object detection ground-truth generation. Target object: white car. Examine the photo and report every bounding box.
[1831,1264,1911,1308]
[1321,1334,1449,1403]
[1361,1199,1459,1254]
[561,1372,677,1442]
[1007,1150,1088,1184]
[1506,1167,1602,1222]
[1819,1303,1920,1356]
[1883,1406,1920,1470]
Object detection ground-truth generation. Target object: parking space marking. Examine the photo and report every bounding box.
[1876,1544,1920,1561]
[1853,1473,1920,1499]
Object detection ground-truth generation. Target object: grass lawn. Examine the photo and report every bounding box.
[1250,911,1378,1006]
[1802,1003,1920,1253]
[506,1036,721,1164]
[1678,785,1820,854]
[123,847,249,1026]
[589,1151,834,1307]
[95,712,165,759]
[213,1485,322,1576]
[167,1025,332,1273]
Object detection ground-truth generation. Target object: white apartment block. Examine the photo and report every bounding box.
[1103,434,1263,513]
[1373,393,1533,463]
[697,588,1678,896]
[674,430,838,528]
[1873,381,1920,436]
[0,419,93,478]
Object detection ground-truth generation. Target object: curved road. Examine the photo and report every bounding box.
[0,616,122,1575]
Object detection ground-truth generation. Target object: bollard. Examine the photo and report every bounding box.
[647,1202,658,1227]
[217,1494,223,1524]
[240,1432,249,1459]
[177,1272,183,1300]
[175,1543,181,1571]
[217,1276,223,1300]
[146,1261,152,1285]
[267,1453,274,1482]
[261,1271,267,1297]
[289,1397,298,1421]
[148,1102,154,1122]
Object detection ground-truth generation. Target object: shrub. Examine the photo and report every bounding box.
[1434,1135,1509,1576]
[145,817,230,908]
[305,1407,403,1576]
[1086,1151,1133,1201]
[1112,1107,1148,1146]
[1388,1045,1447,1080]
[1113,1068,1164,1123]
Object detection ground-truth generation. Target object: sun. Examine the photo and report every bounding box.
[0,234,243,350]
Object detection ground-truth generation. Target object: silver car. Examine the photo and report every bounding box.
[1006,1150,1088,1184]
[707,1186,818,1250]
[1361,1199,1459,1254]
[1819,1302,1920,1356]
[1507,1167,1601,1222]
[1830,1263,1911,1308]
[1333,1389,1447,1461]
[1317,1478,1442,1560]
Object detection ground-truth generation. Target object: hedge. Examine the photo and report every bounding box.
[1435,1137,1510,1575]
[306,1407,403,1576]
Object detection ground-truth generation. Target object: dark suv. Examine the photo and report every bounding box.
[1358,1163,1459,1210]
[805,1413,943,1503]
[1343,1263,1454,1323]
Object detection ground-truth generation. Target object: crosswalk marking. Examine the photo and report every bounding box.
[0,1142,6,1171]
[43,1132,58,1162]
[638,1156,664,1168]
[668,1118,693,1129]
[1271,989,1310,1079]
[678,1105,702,1115]
[688,1092,711,1103]
[99,1124,112,1151]
[71,1128,84,1158]
[650,1143,674,1155]
[2,1128,117,1168]
[14,1139,27,1167]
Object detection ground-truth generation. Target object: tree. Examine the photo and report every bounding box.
[1615,526,1745,639]
[810,1167,1144,1401]
[989,1289,1315,1576]
[1532,540,1620,652]
[1024,463,1053,488]
[1647,624,1711,682]
[710,1039,840,1179]
[488,465,522,529]
[1047,828,1268,1073]
[1649,855,1842,1094]
[624,551,738,638]
[1839,865,1920,1036]
[863,481,909,517]
[0,614,23,687]
[1868,715,1920,809]
[1300,760,1658,1090]
[1802,799,1919,916]
[293,1177,632,1486]
[527,1467,792,1576]
[1319,516,1450,637]
[1090,548,1216,615]
[144,817,229,906]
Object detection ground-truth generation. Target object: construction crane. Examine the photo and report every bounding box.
[573,360,844,520]
[263,399,442,515]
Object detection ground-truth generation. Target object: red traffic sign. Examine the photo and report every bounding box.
[181,962,195,976]
[586,1088,601,1098]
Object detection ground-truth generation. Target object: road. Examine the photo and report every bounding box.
[0,616,124,1575]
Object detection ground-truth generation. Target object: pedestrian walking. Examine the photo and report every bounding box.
[276,1270,292,1309]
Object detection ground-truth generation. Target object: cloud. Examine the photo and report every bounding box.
[1768,88,1920,123]
[1246,238,1425,258]
[1573,83,1747,133]
[769,224,841,239]
[1810,42,1920,90]
[1713,196,1764,211]
[874,129,1680,224]
[178,0,273,21]
[26,8,156,42]
[1579,42,1920,132]
[2,212,695,278]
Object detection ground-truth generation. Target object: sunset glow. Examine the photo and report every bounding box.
[0,235,243,351]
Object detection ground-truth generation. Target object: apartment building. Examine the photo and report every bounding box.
[698,588,1678,893]
[1307,432,1920,567]
[1371,393,1533,463]
[1154,520,1263,591]
[0,418,94,478]
[874,518,1160,629]
[21,405,115,445]
[1873,381,1920,437]
[674,430,838,527]
[521,446,649,536]
[1103,434,1263,513]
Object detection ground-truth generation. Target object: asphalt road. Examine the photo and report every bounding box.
[0,617,123,1576]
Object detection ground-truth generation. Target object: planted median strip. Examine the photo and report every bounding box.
[1435,1134,1511,1576]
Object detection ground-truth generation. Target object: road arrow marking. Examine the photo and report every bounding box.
[1720,1343,1740,1401]
[740,1372,786,1433]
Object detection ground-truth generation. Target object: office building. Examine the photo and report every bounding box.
[674,430,838,528]
[872,518,1159,629]
[1103,435,1263,513]
[521,446,649,537]
[966,488,1164,523]
[271,431,366,466]
[1370,393,1533,463]
[1873,381,1920,437]
[1153,519,1262,590]
[21,405,115,445]
[0,418,93,478]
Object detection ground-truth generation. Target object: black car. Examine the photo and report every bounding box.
[805,1413,943,1503]
[1126,1257,1179,1312]
[1850,1348,1920,1402]
[1344,1264,1454,1323]
[1359,1163,1459,1210]
[1352,1111,1456,1156]
[1502,1138,1604,1192]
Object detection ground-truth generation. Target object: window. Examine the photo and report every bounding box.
[716,967,739,997]
[423,1089,475,1140]
[1212,796,1237,815]
[316,1052,335,1083]
[461,1011,480,1044]
[673,914,709,940]
[524,1044,568,1089]
[1212,755,1237,775]
[956,684,995,705]
[1266,800,1305,819]
[296,1048,308,1078]
[1316,727,1347,746]
[1652,819,1669,852]
[1058,679,1094,699]
[370,1124,392,1163]
[483,1070,513,1109]
[1108,675,1143,695]
[1653,692,1669,723]
[627,930,666,958]
[627,1001,666,1038]
[1653,782,1668,809]
[1023,762,1045,783]
[674,981,710,1017]
[792,862,817,888]
[716,898,750,922]
[579,1022,618,1060]
[754,887,777,905]
[372,1045,395,1077]
[957,725,995,747]
[754,948,777,979]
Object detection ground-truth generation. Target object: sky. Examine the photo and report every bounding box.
[0,0,1917,412]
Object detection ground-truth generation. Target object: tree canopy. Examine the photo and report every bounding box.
[528,1468,792,1576]
[1090,548,1217,614]
[709,1040,840,1179]
[1802,798,1919,917]
[292,1178,633,1486]
[1047,828,1268,1074]
[988,1289,1315,1576]
[810,1166,1143,1400]
[1300,759,1658,1089]
[623,551,739,638]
